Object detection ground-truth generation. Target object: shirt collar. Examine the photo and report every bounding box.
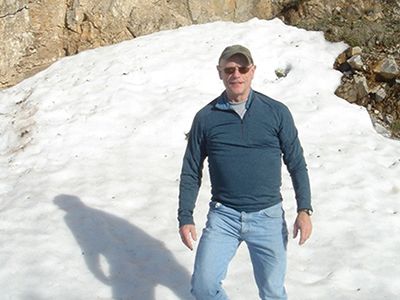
[215,89,254,111]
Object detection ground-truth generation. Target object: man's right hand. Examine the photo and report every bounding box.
[179,224,197,251]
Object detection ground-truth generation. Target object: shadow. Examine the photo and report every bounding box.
[54,194,192,300]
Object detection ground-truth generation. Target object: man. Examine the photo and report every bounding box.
[178,45,313,300]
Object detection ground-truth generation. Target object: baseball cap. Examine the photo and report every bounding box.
[218,45,254,65]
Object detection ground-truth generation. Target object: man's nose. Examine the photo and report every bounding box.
[231,68,241,76]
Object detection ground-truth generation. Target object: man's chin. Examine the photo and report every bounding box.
[228,86,243,95]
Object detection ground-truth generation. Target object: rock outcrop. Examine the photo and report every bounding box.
[1,0,186,88]
[0,0,291,89]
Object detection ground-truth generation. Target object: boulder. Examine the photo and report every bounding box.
[347,55,364,71]
[373,56,400,81]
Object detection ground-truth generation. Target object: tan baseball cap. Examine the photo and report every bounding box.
[218,45,254,65]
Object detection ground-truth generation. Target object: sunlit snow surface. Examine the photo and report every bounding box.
[1,18,399,299]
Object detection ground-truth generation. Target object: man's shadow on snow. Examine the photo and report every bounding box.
[54,194,192,300]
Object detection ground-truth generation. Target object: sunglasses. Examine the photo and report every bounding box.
[221,65,252,75]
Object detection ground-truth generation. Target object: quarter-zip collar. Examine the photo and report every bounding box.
[215,89,254,111]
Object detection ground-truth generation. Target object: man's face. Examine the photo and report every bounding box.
[217,54,256,101]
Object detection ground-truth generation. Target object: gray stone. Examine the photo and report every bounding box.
[347,55,364,71]
[354,74,369,98]
[374,87,387,102]
[373,56,400,81]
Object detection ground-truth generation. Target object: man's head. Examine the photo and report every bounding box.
[217,45,256,102]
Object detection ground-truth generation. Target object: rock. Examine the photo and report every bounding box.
[375,88,387,102]
[334,50,352,73]
[275,66,291,78]
[347,55,364,71]
[335,47,366,73]
[371,86,387,102]
[345,46,363,57]
[335,51,348,65]
[0,0,35,87]
[373,56,400,81]
[354,74,369,98]
[386,114,394,125]
[335,81,356,103]
[335,74,369,103]
[188,0,276,23]
[364,6,384,21]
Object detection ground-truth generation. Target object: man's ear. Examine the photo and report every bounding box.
[251,65,256,78]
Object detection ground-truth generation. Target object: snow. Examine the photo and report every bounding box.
[1,18,399,300]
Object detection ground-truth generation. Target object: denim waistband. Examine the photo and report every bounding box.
[209,201,283,214]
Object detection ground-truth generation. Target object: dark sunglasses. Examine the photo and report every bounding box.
[222,65,252,75]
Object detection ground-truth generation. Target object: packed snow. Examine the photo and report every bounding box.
[1,18,399,300]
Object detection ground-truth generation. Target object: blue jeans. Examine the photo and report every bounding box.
[191,201,288,300]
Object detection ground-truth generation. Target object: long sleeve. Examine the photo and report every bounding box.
[178,112,208,227]
[278,106,312,211]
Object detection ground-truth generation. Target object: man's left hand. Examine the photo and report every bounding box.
[293,212,312,245]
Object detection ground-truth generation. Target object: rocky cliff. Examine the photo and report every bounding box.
[0,0,283,89]
[1,0,399,137]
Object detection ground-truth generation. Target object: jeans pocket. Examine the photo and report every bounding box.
[261,203,283,218]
